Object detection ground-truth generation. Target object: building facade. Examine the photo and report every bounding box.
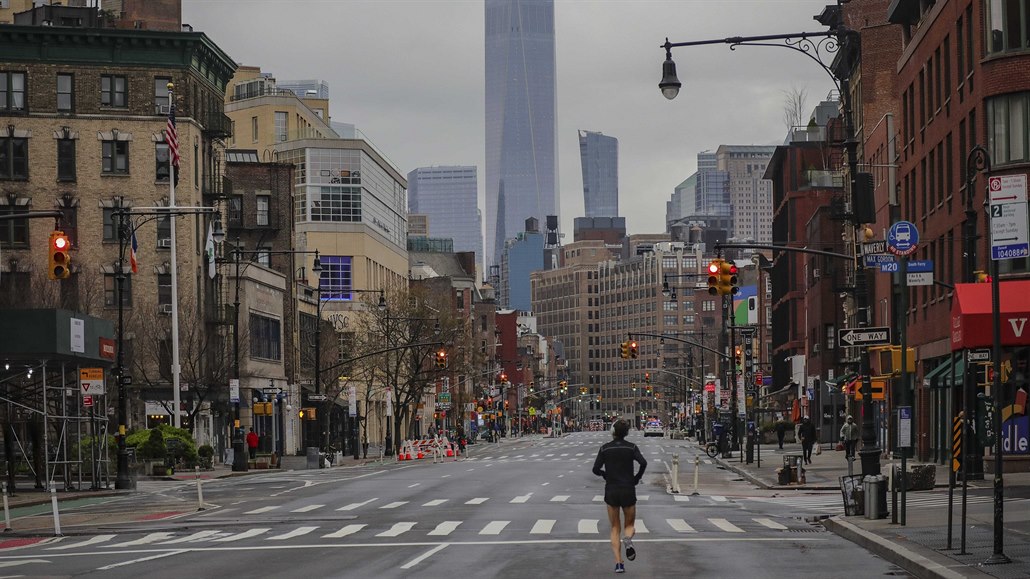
[579,130,618,218]
[499,218,545,311]
[716,145,775,244]
[407,166,484,275]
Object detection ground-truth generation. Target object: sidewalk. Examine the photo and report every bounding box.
[705,440,1030,578]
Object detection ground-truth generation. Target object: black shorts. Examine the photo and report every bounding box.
[604,486,637,508]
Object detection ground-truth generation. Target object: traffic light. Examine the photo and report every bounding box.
[620,340,630,359]
[717,260,739,296]
[629,341,638,359]
[48,231,71,280]
[644,372,651,383]
[735,346,743,369]
[580,386,588,395]
[707,259,722,295]
[499,372,508,383]
[299,407,317,420]
[975,270,992,283]
[434,349,448,368]
[529,381,535,392]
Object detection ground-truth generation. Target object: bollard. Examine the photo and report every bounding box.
[195,466,205,511]
[2,482,10,532]
[49,483,62,537]
[670,454,681,494]
[692,455,700,495]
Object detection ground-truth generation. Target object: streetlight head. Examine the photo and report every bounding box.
[433,320,441,336]
[212,215,226,244]
[661,280,670,297]
[377,292,387,311]
[312,252,323,274]
[659,47,681,100]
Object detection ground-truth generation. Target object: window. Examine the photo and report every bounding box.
[683,315,695,324]
[228,196,243,227]
[158,274,171,307]
[255,246,271,267]
[251,116,258,142]
[153,77,170,114]
[317,256,353,300]
[826,324,836,350]
[663,301,678,311]
[256,195,270,226]
[57,138,75,181]
[102,207,118,242]
[299,313,317,372]
[311,186,361,222]
[0,205,28,247]
[249,313,282,361]
[102,141,129,174]
[0,72,26,112]
[0,136,27,180]
[987,92,1030,165]
[274,111,287,142]
[60,203,78,247]
[100,75,126,107]
[455,289,465,310]
[104,274,132,307]
[156,210,170,246]
[155,142,170,182]
[57,73,73,112]
[986,0,1030,54]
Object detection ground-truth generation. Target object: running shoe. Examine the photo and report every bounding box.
[614,563,625,573]
[624,537,636,561]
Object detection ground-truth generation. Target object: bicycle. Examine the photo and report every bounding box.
[705,441,720,459]
[320,444,336,466]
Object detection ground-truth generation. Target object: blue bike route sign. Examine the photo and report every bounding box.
[887,221,919,256]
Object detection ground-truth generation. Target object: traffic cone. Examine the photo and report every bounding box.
[446,443,454,457]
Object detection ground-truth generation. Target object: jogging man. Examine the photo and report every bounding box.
[592,419,647,573]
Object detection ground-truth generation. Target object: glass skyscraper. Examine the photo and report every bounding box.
[485,0,557,269]
[578,130,618,218]
[407,166,484,271]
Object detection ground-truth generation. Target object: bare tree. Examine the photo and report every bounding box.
[782,85,809,132]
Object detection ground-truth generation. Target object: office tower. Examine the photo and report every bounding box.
[277,79,330,99]
[485,0,558,269]
[407,166,484,271]
[578,130,618,218]
[715,145,776,243]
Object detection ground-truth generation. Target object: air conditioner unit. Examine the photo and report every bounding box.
[157,238,172,249]
[156,105,170,115]
[812,268,821,279]
[158,304,173,315]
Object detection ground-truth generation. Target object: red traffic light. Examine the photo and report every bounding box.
[54,236,68,250]
[708,262,720,274]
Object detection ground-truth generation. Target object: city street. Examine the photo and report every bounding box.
[0,432,907,578]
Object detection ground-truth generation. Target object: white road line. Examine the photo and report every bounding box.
[541,482,550,486]
[510,494,532,503]
[244,506,279,515]
[578,519,598,534]
[267,526,318,541]
[380,501,409,509]
[377,522,416,537]
[427,521,462,536]
[703,459,712,465]
[638,495,650,501]
[466,497,489,505]
[667,518,696,533]
[337,498,378,511]
[441,475,451,478]
[47,534,115,550]
[408,483,421,488]
[322,524,366,539]
[593,495,604,502]
[575,453,584,456]
[557,474,565,478]
[104,533,175,548]
[635,519,649,534]
[545,454,555,457]
[422,499,448,507]
[674,495,690,502]
[560,453,569,456]
[290,504,324,513]
[479,521,509,535]
[711,496,728,502]
[96,550,186,570]
[466,469,475,472]
[755,518,788,530]
[213,528,270,542]
[157,530,221,544]
[550,495,569,502]
[710,518,745,533]
[400,544,449,570]
[530,519,556,534]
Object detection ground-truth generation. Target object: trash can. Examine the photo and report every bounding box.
[783,455,803,483]
[305,446,320,469]
[869,474,888,519]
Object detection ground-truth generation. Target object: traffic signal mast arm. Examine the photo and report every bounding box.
[628,332,731,360]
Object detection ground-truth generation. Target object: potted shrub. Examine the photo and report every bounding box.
[138,428,167,475]
[198,444,214,469]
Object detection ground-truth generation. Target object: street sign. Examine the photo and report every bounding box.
[907,259,933,272]
[864,253,896,268]
[83,395,93,407]
[229,378,240,403]
[308,394,328,402]
[348,386,357,417]
[988,175,1030,260]
[907,272,934,286]
[862,240,887,255]
[880,261,900,273]
[887,221,919,256]
[438,392,451,405]
[967,349,991,363]
[79,368,105,396]
[898,406,913,448]
[837,327,892,347]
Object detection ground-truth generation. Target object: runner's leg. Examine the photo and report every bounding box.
[622,504,636,540]
[606,504,623,564]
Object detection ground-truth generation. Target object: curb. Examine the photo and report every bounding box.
[2,490,123,511]
[823,516,993,579]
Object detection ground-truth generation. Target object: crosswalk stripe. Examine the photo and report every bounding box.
[47,534,115,550]
[244,506,279,515]
[667,518,696,533]
[530,519,556,534]
[157,530,221,545]
[710,518,744,533]
[466,498,489,505]
[638,495,650,501]
[427,521,462,536]
[322,524,366,539]
[337,498,378,511]
[578,519,598,534]
[674,495,690,502]
[755,518,788,530]
[104,532,175,547]
[380,501,408,509]
[290,504,324,513]
[214,528,270,542]
[510,494,531,503]
[267,526,318,541]
[550,495,569,502]
[711,496,728,502]
[422,499,448,507]
[479,521,509,535]
[593,495,604,502]
[635,519,649,534]
[377,522,416,537]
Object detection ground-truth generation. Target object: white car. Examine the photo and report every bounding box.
[643,421,664,437]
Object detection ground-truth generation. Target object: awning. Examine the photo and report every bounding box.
[952,281,1030,350]
[922,356,965,389]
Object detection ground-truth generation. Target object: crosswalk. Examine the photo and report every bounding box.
[742,492,1027,515]
[44,515,804,551]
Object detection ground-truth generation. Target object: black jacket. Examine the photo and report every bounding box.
[798,421,817,444]
[592,439,647,488]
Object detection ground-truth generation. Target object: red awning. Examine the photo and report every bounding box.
[951,281,1030,350]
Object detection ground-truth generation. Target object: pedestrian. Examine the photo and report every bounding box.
[775,419,787,450]
[592,419,647,574]
[797,416,817,464]
[839,415,860,458]
[246,427,259,460]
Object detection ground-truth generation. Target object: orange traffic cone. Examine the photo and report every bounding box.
[446,444,454,457]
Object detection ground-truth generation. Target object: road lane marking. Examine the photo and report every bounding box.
[635,520,649,534]
[267,527,318,541]
[510,494,531,503]
[709,518,744,533]
[638,495,650,501]
[593,495,603,502]
[674,496,690,502]
[541,482,550,486]
[377,522,416,537]
[104,533,175,548]
[557,474,564,478]
[213,528,270,542]
[466,498,489,504]
[441,475,451,478]
[408,483,421,488]
[96,550,185,570]
[380,501,408,509]
[244,506,279,515]
[530,520,555,534]
[422,499,448,507]
[479,521,509,535]
[550,495,569,502]
[322,524,366,538]
[667,519,696,533]
[400,544,449,570]
[290,504,324,513]
[47,535,115,550]
[157,531,221,544]
[575,453,584,456]
[711,496,727,502]
[337,498,378,511]
[578,519,598,534]
[755,518,788,530]
[427,521,461,536]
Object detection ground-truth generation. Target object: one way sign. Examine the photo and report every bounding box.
[837,327,892,347]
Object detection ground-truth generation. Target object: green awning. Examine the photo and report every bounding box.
[923,356,965,389]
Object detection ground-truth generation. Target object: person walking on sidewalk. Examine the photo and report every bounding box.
[592,419,647,574]
[797,417,817,464]
[775,420,787,449]
[246,428,259,460]
[839,415,860,458]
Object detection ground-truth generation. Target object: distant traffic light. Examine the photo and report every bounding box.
[499,372,508,383]
[644,372,651,383]
[707,259,721,295]
[717,260,739,296]
[974,270,992,283]
[735,346,743,369]
[620,340,630,359]
[48,231,71,280]
[629,341,638,359]
[434,349,448,369]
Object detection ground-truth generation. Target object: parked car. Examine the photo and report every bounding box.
[643,421,664,437]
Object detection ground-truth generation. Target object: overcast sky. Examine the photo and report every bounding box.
[182,0,837,238]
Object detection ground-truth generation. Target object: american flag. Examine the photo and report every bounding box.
[130,231,139,274]
[165,98,180,172]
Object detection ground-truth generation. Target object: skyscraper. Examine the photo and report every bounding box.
[715,145,775,243]
[407,166,484,271]
[578,130,618,218]
[485,0,558,269]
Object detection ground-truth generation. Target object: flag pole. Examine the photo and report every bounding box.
[168,82,182,429]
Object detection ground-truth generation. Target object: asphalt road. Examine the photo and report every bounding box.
[0,432,910,578]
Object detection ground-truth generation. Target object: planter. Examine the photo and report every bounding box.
[761,431,795,445]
